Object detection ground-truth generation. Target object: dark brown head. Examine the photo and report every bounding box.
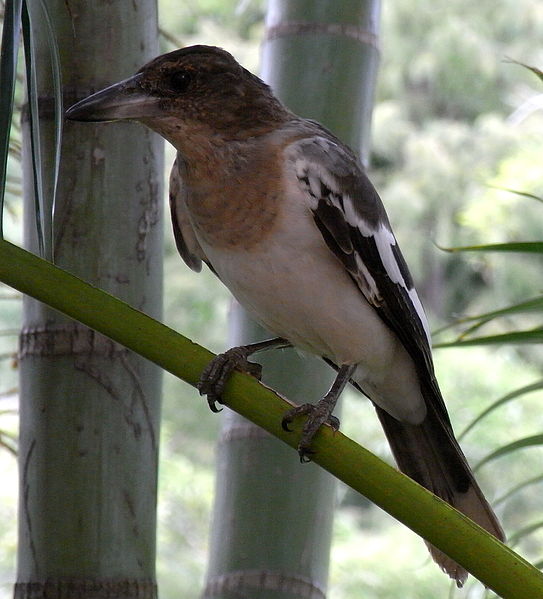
[66,45,292,144]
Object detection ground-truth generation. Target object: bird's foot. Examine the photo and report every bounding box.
[197,346,262,412]
[282,401,341,462]
[281,363,355,462]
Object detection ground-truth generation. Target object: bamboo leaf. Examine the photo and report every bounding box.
[487,185,543,204]
[505,58,543,84]
[494,473,543,507]
[1,237,543,598]
[460,380,543,440]
[34,0,63,259]
[450,316,500,342]
[21,1,46,256]
[454,297,543,329]
[475,435,543,472]
[440,241,543,254]
[0,433,17,456]
[435,328,543,348]
[508,520,543,547]
[0,0,23,238]
[20,0,63,260]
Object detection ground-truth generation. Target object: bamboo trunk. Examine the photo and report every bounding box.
[203,2,381,597]
[16,3,163,598]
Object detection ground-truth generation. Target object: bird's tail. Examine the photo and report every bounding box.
[374,392,505,586]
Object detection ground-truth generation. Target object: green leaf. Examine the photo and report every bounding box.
[459,380,543,439]
[435,328,543,348]
[21,1,46,257]
[486,186,543,204]
[440,242,543,254]
[508,520,543,547]
[474,434,543,472]
[0,0,23,238]
[464,297,543,322]
[433,296,543,342]
[34,0,63,259]
[505,58,543,84]
[18,0,63,260]
[494,473,543,507]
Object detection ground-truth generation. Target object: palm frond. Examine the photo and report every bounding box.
[0,0,23,238]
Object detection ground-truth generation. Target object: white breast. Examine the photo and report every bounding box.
[198,167,426,424]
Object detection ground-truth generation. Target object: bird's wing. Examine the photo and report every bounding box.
[288,135,505,580]
[288,134,449,420]
[168,157,208,272]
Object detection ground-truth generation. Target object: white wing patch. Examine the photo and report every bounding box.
[341,194,373,235]
[371,226,432,345]
[337,191,431,345]
[374,227,402,284]
[353,253,381,305]
[289,137,432,347]
[409,288,432,344]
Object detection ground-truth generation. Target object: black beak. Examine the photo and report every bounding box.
[66,74,161,122]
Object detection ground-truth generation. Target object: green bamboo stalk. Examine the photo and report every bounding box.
[1,238,543,598]
[15,2,163,598]
[203,2,381,597]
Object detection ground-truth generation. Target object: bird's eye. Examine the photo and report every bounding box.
[169,71,192,93]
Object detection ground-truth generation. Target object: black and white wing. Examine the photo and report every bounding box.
[168,156,208,272]
[287,133,505,583]
[288,134,448,420]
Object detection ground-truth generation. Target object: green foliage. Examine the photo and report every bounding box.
[459,380,543,439]
[371,0,543,329]
[1,0,62,258]
[433,186,542,353]
[0,0,22,236]
[378,0,543,122]
[429,65,543,595]
[21,0,63,260]
[159,0,264,42]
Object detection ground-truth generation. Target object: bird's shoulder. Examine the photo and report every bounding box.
[281,120,388,229]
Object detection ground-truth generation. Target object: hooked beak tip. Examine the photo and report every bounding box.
[65,99,113,122]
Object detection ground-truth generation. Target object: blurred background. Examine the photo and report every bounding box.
[1,0,542,597]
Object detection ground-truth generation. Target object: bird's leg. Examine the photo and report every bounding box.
[282,363,357,462]
[197,337,291,412]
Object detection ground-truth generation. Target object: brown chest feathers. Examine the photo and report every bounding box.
[179,135,283,251]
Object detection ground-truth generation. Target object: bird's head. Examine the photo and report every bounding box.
[66,45,291,144]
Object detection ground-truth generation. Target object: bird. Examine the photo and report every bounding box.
[66,44,504,584]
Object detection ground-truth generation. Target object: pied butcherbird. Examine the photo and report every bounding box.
[66,45,504,584]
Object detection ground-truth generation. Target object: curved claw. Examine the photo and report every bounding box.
[207,395,223,413]
[281,403,314,432]
[197,346,262,412]
[282,420,293,433]
[282,402,341,460]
